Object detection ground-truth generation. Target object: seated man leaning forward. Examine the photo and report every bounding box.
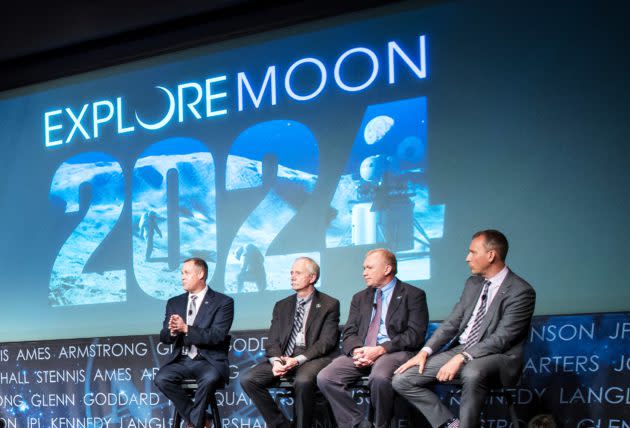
[393,230,536,428]
[317,248,429,428]
[240,257,340,428]
[154,257,234,428]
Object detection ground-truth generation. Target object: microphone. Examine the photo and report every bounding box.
[188,309,193,316]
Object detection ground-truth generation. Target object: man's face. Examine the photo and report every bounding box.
[466,235,494,276]
[181,261,205,293]
[290,259,316,293]
[363,252,391,288]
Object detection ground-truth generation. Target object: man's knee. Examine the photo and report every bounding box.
[293,374,316,393]
[239,368,254,390]
[392,372,413,394]
[368,367,393,390]
[197,369,222,390]
[461,364,486,386]
[154,368,172,391]
[316,368,332,390]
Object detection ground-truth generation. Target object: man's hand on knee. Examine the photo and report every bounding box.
[436,354,466,382]
[395,350,428,375]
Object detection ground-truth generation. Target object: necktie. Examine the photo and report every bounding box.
[365,289,383,347]
[185,295,198,359]
[285,300,306,356]
[464,280,491,350]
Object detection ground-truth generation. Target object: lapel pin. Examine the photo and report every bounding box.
[397,296,402,300]
[316,303,321,308]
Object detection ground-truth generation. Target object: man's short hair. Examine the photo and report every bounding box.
[366,248,398,275]
[184,257,209,281]
[295,256,320,283]
[473,230,509,261]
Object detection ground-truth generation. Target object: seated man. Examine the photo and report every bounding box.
[317,248,429,428]
[393,230,536,428]
[154,258,234,428]
[241,257,340,428]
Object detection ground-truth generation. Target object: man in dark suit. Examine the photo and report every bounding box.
[393,230,536,428]
[154,257,234,428]
[317,249,429,428]
[240,257,340,428]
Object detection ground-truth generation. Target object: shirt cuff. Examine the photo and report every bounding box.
[462,351,473,361]
[420,346,433,356]
[268,357,282,365]
[295,355,308,365]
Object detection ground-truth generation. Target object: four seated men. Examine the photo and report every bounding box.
[156,230,535,428]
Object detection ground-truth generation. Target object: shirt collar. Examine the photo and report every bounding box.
[190,286,208,302]
[375,277,397,297]
[485,266,509,288]
[298,291,314,305]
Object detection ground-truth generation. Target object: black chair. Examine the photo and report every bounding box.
[274,375,371,425]
[171,379,222,428]
[273,375,336,425]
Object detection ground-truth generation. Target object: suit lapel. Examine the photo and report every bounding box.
[282,295,298,345]
[385,280,404,325]
[456,278,485,336]
[304,290,319,335]
[478,272,512,335]
[192,287,214,326]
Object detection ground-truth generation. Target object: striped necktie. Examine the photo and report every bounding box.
[284,300,306,356]
[464,280,491,350]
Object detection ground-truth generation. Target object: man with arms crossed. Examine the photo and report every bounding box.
[317,248,429,428]
[241,257,340,428]
[393,230,536,428]
[155,258,234,428]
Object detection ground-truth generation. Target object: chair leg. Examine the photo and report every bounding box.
[210,394,221,428]
[504,392,519,427]
[172,406,181,428]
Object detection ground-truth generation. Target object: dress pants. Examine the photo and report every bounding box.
[392,345,502,428]
[154,355,223,428]
[317,351,410,428]
[240,357,332,428]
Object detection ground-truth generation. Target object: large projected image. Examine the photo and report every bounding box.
[47,97,442,306]
[2,0,630,342]
[0,14,444,339]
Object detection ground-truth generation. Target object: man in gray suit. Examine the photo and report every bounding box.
[392,230,535,428]
[317,248,428,428]
[241,257,340,428]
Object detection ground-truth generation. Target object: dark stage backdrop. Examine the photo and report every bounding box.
[0,0,628,342]
[1,313,629,427]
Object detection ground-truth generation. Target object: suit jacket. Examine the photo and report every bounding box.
[342,279,428,355]
[425,269,536,383]
[266,289,340,361]
[160,287,234,382]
